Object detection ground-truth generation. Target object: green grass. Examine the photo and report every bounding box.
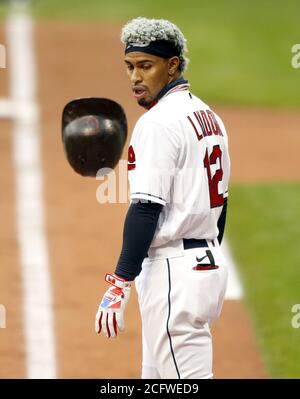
[0,2,8,19]
[227,183,300,378]
[1,0,300,107]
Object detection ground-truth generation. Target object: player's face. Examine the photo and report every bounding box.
[124,52,179,107]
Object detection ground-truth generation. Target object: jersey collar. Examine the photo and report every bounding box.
[145,78,190,110]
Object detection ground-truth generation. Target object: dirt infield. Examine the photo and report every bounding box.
[1,21,299,378]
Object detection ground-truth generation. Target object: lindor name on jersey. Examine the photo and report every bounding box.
[187,109,223,141]
[127,89,230,247]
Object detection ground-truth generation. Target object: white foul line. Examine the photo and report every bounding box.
[221,238,244,300]
[6,1,57,378]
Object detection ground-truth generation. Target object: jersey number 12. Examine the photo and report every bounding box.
[203,145,224,208]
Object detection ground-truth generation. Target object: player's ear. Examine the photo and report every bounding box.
[168,56,180,77]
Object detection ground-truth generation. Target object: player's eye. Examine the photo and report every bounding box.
[126,64,134,72]
[141,63,152,70]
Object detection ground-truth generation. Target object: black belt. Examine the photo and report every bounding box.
[145,238,210,258]
[183,238,209,249]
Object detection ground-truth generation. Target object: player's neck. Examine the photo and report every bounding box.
[145,76,189,110]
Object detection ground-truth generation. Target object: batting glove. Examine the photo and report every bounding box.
[95,273,132,338]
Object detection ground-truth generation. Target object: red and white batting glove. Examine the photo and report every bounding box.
[95,273,132,338]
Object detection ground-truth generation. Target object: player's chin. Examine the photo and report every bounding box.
[137,96,153,108]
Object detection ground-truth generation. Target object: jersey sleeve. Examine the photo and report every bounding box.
[129,121,180,206]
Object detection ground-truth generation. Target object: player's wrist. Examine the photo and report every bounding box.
[105,273,132,289]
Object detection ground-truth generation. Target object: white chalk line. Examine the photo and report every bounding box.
[6,1,57,378]
[222,238,243,300]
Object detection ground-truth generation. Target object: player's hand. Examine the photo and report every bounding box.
[95,273,132,338]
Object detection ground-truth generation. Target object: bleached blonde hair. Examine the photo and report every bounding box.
[121,17,189,72]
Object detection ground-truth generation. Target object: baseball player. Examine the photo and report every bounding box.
[95,17,230,379]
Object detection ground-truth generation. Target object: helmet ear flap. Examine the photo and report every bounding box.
[62,98,127,177]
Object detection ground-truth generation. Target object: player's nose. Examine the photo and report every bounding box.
[130,67,142,85]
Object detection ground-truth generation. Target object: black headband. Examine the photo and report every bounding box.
[125,39,180,59]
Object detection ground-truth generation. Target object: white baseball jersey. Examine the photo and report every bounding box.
[127,88,230,248]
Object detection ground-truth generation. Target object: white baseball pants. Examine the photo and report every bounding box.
[135,239,228,379]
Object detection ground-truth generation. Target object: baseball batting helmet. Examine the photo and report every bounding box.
[62,97,127,177]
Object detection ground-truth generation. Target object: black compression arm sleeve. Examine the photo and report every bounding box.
[114,201,163,281]
[217,197,228,244]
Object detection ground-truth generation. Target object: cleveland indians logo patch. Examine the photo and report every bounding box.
[128,145,136,170]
